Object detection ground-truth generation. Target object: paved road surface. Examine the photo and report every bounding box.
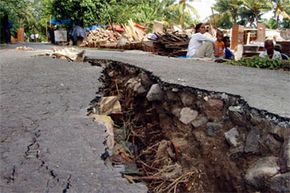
[86,49,290,119]
[0,45,147,193]
[1,42,289,193]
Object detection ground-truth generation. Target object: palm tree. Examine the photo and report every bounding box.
[169,0,198,28]
[213,0,242,24]
[272,0,290,27]
[240,0,272,27]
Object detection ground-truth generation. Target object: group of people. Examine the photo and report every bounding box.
[186,22,286,61]
[186,23,234,60]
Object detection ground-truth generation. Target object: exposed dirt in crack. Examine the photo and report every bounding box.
[87,59,290,193]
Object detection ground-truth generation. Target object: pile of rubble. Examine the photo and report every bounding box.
[82,28,122,47]
[153,32,189,57]
[82,20,147,49]
[38,47,86,62]
[88,59,290,193]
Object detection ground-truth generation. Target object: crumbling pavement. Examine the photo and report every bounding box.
[88,59,290,193]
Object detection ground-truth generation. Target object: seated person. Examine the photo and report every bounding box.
[223,36,234,59]
[274,44,289,60]
[186,23,216,58]
[214,30,225,58]
[259,39,282,60]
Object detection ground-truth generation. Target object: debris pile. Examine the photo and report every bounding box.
[153,32,189,57]
[82,29,122,47]
[42,48,85,62]
[122,20,147,43]
[82,20,147,49]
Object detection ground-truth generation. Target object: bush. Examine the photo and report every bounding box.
[227,56,282,70]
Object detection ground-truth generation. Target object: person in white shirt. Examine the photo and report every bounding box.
[259,39,282,60]
[186,23,216,58]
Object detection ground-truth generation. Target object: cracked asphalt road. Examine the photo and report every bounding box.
[1,42,289,193]
[0,45,147,193]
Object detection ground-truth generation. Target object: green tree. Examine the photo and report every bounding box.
[98,0,192,29]
[239,0,272,27]
[0,0,36,36]
[0,0,31,28]
[168,0,197,28]
[50,0,107,26]
[264,17,278,29]
[213,0,242,24]
[209,13,233,28]
[271,0,290,27]
[213,0,276,28]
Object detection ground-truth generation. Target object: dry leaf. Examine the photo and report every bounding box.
[99,96,122,115]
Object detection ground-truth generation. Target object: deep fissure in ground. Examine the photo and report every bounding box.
[88,59,290,193]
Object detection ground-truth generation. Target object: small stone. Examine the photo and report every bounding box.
[133,82,146,94]
[204,99,224,121]
[244,127,261,154]
[220,93,229,100]
[270,126,288,142]
[228,106,248,126]
[179,108,198,124]
[127,67,137,75]
[171,137,188,154]
[171,107,181,118]
[180,92,195,106]
[146,84,163,101]
[206,99,224,110]
[278,121,290,128]
[172,88,179,92]
[139,72,152,88]
[269,172,290,193]
[206,122,223,136]
[228,105,242,113]
[191,116,208,128]
[262,134,282,153]
[224,127,239,147]
[108,71,115,77]
[166,91,180,101]
[245,156,280,188]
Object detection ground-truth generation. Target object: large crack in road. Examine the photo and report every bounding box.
[88,59,290,193]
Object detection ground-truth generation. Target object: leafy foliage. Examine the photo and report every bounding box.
[47,0,195,28]
[227,56,282,69]
[50,0,106,26]
[213,0,289,29]
[213,0,242,24]
[98,0,181,26]
[0,0,35,37]
[2,0,289,43]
